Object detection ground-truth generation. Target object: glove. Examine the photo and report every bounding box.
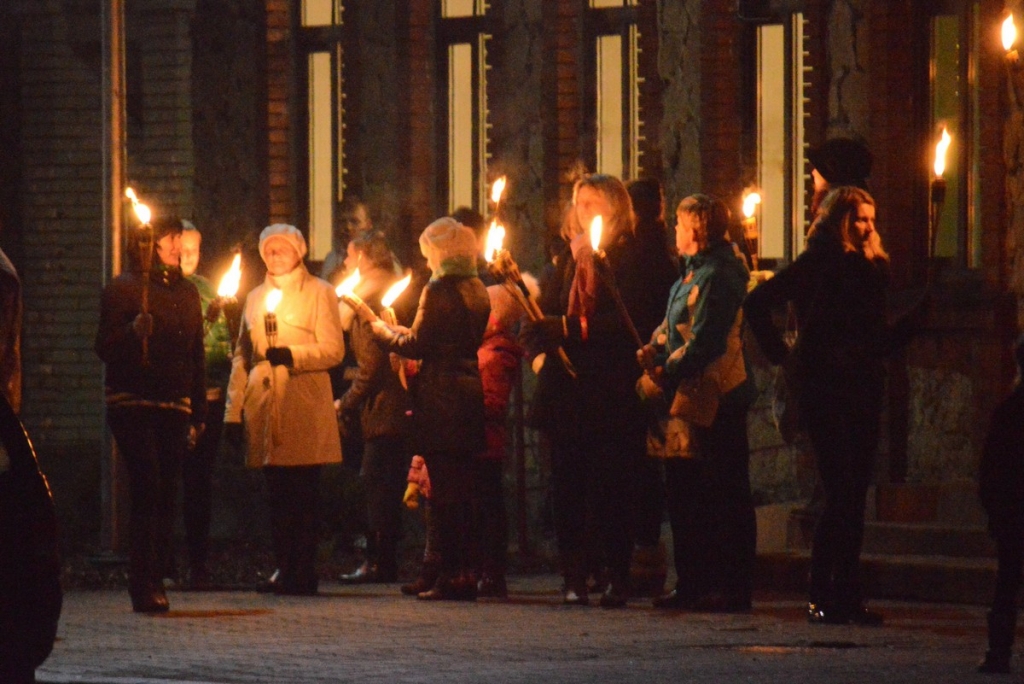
[266,346,293,367]
[636,373,664,402]
[403,482,420,510]
[520,316,565,351]
[132,312,153,338]
[224,422,244,450]
[637,344,657,371]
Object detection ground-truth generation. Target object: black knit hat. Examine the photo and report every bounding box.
[807,137,873,190]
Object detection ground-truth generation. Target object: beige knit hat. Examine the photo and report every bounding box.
[259,223,308,262]
[418,217,478,265]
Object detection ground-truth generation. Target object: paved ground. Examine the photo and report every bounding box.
[37,575,1009,684]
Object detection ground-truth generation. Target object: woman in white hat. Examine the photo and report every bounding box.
[224,223,345,595]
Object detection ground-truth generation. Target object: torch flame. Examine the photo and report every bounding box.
[266,288,283,314]
[381,273,413,308]
[934,127,952,178]
[125,187,138,203]
[1004,14,1018,52]
[490,176,507,205]
[335,268,361,297]
[216,253,242,298]
[589,215,603,253]
[484,220,506,263]
[125,187,151,225]
[742,192,762,219]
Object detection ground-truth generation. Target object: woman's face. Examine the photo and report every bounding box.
[155,232,182,267]
[851,201,877,250]
[674,211,700,257]
[343,241,360,274]
[574,185,614,240]
[263,238,301,276]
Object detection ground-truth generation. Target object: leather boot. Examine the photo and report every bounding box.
[402,558,440,596]
[979,610,1016,673]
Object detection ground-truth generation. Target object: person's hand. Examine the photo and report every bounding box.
[337,409,357,441]
[389,352,403,374]
[266,346,293,367]
[339,293,378,324]
[204,298,223,324]
[132,312,153,338]
[403,482,420,510]
[637,344,657,371]
[187,423,205,451]
[520,316,565,350]
[636,373,663,402]
[224,422,244,450]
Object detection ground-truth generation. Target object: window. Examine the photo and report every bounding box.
[756,13,810,261]
[297,0,346,260]
[588,1,641,179]
[439,1,491,214]
[930,2,981,267]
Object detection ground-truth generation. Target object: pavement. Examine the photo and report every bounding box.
[35,575,1013,684]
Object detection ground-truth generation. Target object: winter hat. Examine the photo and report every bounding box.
[259,223,308,262]
[807,137,873,190]
[418,217,479,264]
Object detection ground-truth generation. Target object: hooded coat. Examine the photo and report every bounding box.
[225,264,345,468]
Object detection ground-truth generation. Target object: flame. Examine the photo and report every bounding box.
[1004,14,1018,52]
[216,253,243,298]
[125,187,151,225]
[484,220,506,263]
[490,176,507,205]
[933,127,952,178]
[335,268,361,297]
[742,192,762,219]
[589,215,603,252]
[381,273,413,308]
[265,288,283,314]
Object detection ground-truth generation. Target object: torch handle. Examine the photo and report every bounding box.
[593,255,644,351]
[502,281,577,379]
[380,308,408,389]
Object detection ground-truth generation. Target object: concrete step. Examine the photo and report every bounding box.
[862,521,995,558]
[756,551,997,605]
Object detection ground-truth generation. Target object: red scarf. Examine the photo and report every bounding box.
[568,232,600,317]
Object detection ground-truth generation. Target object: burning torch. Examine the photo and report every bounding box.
[125,187,154,366]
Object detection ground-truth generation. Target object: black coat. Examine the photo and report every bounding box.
[95,268,207,424]
[979,385,1024,534]
[340,288,412,442]
[374,274,490,455]
[531,234,656,442]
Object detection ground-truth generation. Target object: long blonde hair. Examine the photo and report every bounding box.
[807,186,888,261]
[561,174,636,243]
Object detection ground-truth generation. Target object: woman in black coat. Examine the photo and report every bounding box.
[343,217,490,600]
[745,186,919,626]
[95,216,206,613]
[524,174,653,608]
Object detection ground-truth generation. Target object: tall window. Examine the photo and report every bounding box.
[930,2,980,268]
[756,13,809,261]
[588,0,641,179]
[298,0,345,260]
[439,1,491,213]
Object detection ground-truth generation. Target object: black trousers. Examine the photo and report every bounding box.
[264,465,322,591]
[802,381,880,609]
[361,435,409,571]
[630,455,665,548]
[664,403,755,600]
[179,396,224,574]
[549,429,640,586]
[473,458,508,577]
[424,451,476,578]
[108,406,189,595]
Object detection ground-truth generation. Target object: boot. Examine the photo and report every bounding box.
[402,556,440,596]
[979,610,1016,673]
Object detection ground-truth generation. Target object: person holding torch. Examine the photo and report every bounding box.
[341,217,490,601]
[95,215,206,613]
[224,223,345,596]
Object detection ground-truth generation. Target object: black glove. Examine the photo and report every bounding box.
[266,346,294,367]
[224,422,244,449]
[520,316,565,352]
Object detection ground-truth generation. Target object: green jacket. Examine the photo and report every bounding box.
[188,274,233,391]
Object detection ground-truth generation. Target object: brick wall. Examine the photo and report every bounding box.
[265,0,291,226]
[542,0,583,233]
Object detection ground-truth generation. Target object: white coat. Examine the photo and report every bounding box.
[225,264,345,468]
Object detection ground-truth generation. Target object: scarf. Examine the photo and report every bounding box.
[568,232,600,317]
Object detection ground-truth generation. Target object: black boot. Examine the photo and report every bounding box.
[402,557,439,596]
[979,610,1016,673]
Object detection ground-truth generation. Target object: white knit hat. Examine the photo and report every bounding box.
[259,223,308,261]
[418,217,478,264]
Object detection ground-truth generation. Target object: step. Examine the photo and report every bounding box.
[861,521,995,558]
[756,551,997,605]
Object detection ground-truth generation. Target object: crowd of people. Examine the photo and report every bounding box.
[87,138,1024,672]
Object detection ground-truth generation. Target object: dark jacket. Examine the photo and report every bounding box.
[979,385,1024,534]
[95,267,207,425]
[340,286,412,441]
[373,274,491,455]
[744,233,910,391]
[531,233,653,441]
